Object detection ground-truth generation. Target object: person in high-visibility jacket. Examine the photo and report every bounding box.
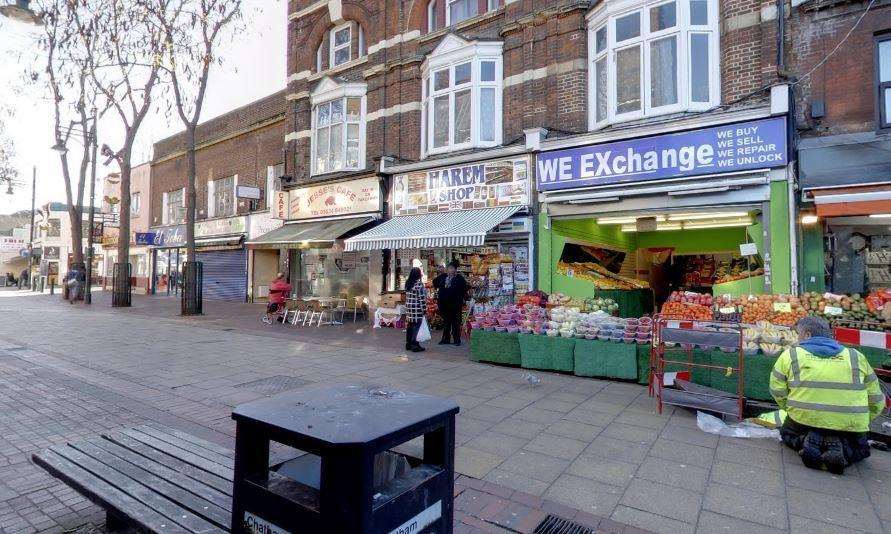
[770,316,886,474]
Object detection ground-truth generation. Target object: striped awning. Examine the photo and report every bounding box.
[344,206,522,251]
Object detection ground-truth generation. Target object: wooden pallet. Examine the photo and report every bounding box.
[33,423,234,533]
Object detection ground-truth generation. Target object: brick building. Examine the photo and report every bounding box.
[149,90,287,300]
[791,0,891,294]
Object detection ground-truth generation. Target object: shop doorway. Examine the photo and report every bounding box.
[152,248,187,296]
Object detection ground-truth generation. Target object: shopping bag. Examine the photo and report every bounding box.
[417,317,432,342]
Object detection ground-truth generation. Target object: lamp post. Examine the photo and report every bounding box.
[0,0,41,24]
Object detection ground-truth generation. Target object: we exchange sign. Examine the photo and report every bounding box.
[536,117,788,192]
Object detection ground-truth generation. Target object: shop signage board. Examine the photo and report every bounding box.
[536,117,787,191]
[0,236,25,252]
[135,232,156,245]
[247,211,284,239]
[149,225,186,247]
[44,246,60,260]
[195,216,246,237]
[287,177,380,220]
[393,156,531,216]
[272,191,289,220]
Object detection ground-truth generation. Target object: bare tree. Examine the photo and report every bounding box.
[159,0,243,264]
[0,108,17,191]
[82,0,169,302]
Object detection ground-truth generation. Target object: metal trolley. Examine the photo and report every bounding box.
[649,315,746,420]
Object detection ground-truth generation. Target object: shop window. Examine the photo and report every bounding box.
[878,35,891,129]
[311,79,366,176]
[131,192,141,216]
[588,0,719,129]
[208,175,236,218]
[47,218,61,237]
[421,36,503,156]
[163,188,185,224]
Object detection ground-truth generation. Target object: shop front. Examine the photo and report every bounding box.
[246,176,382,302]
[536,114,792,316]
[145,225,187,296]
[345,156,534,310]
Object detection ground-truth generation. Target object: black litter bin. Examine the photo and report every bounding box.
[231,384,459,534]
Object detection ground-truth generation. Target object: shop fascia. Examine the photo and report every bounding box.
[144,214,247,249]
[535,106,795,294]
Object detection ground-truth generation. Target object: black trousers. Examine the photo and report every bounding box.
[780,417,871,466]
[405,320,421,349]
[439,304,462,343]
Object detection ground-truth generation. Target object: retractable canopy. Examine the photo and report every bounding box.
[246,216,377,249]
[344,206,522,251]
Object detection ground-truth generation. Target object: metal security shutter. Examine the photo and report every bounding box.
[196,249,247,301]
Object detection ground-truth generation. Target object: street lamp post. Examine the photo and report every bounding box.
[85,114,97,304]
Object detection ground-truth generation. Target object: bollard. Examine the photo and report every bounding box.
[49,277,55,295]
[231,384,458,533]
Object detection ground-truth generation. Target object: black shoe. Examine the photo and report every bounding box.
[439,339,451,345]
[453,341,461,347]
[822,436,847,475]
[411,346,425,352]
[800,431,824,471]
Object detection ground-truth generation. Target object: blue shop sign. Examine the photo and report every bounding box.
[536,117,787,192]
[146,225,186,247]
[135,232,156,245]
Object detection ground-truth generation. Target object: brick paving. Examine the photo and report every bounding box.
[0,290,888,533]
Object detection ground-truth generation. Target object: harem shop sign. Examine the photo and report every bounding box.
[393,156,530,216]
[536,117,787,191]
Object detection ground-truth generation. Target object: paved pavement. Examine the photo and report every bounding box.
[0,289,888,533]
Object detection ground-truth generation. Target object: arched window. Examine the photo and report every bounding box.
[315,21,366,73]
[427,0,503,33]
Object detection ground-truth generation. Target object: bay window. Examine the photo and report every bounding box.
[588,0,719,128]
[421,36,503,156]
[311,79,366,176]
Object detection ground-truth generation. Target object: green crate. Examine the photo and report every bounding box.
[574,339,638,379]
[518,334,575,372]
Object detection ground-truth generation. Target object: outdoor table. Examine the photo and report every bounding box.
[231,384,459,533]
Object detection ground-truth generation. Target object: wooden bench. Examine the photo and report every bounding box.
[33,423,235,533]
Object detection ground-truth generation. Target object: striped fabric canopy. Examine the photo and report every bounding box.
[344,206,522,251]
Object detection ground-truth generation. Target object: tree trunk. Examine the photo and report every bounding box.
[116,144,132,274]
[185,125,197,260]
[68,205,84,266]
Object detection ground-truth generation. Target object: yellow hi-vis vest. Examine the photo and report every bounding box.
[769,346,885,433]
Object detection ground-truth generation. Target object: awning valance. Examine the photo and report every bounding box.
[246,216,377,249]
[811,186,891,217]
[344,206,522,251]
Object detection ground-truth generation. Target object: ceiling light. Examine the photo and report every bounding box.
[620,222,682,232]
[682,220,752,229]
[868,213,891,219]
[800,214,819,225]
[598,215,666,225]
[667,211,750,221]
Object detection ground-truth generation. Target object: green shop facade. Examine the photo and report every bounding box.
[534,108,795,312]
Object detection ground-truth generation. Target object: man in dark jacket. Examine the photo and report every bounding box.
[436,260,467,346]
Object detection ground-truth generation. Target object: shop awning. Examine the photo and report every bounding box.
[811,186,891,217]
[246,216,377,248]
[344,206,522,251]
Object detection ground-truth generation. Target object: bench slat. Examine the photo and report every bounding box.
[143,423,234,457]
[103,432,233,494]
[70,441,231,530]
[134,425,235,469]
[88,437,232,512]
[33,449,192,534]
[119,429,234,481]
[50,445,225,534]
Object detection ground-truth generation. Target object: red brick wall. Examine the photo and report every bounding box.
[150,102,287,227]
[790,0,891,137]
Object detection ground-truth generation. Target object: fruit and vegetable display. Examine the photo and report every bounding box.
[517,290,548,308]
[584,297,619,314]
[556,261,649,290]
[714,257,764,284]
[800,291,891,330]
[659,291,713,321]
[743,322,798,356]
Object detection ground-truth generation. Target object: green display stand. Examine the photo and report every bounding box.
[589,289,655,318]
[637,344,652,385]
[848,344,889,369]
[470,330,521,365]
[712,275,766,298]
[518,334,575,372]
[574,339,639,379]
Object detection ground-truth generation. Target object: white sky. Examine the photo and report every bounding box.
[0,0,286,215]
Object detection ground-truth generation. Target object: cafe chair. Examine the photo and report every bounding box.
[349,296,369,322]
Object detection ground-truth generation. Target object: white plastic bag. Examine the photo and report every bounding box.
[696,411,780,440]
[416,317,432,343]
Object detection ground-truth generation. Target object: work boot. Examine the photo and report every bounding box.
[822,436,847,475]
[800,431,824,471]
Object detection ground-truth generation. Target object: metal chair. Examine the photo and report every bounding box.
[349,296,369,322]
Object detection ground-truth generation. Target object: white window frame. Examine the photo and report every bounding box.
[446,0,478,26]
[210,175,237,218]
[164,188,185,225]
[587,0,720,130]
[421,36,503,157]
[130,192,141,216]
[266,164,284,209]
[329,23,352,68]
[310,78,367,176]
[428,0,439,32]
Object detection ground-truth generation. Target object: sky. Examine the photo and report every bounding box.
[0,0,286,216]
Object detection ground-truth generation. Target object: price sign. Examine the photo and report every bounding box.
[824,306,843,316]
[739,242,758,256]
[719,307,737,314]
[773,302,792,313]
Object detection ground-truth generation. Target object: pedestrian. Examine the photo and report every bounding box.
[436,259,468,346]
[263,272,292,324]
[18,268,28,289]
[770,316,886,474]
[67,263,86,303]
[404,267,427,352]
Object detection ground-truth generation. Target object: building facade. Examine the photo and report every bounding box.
[150,91,287,300]
[100,162,153,293]
[30,203,99,287]
[791,0,891,294]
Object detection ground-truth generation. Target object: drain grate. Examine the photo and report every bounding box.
[533,514,595,534]
[234,375,311,395]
